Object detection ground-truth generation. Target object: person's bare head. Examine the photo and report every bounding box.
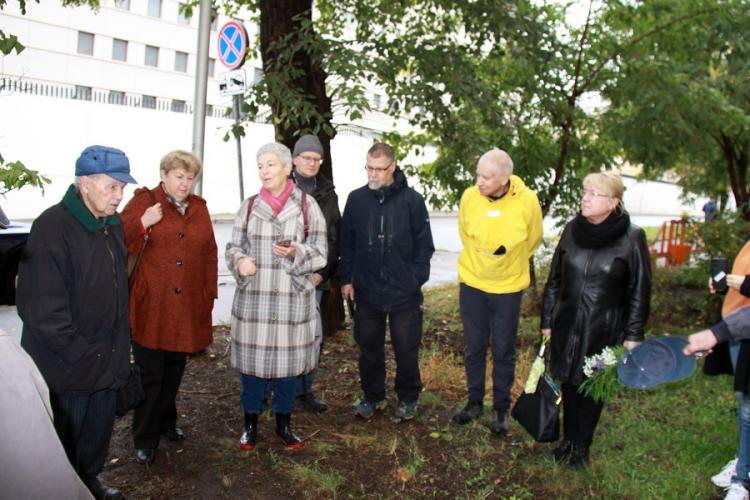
[476,148,513,198]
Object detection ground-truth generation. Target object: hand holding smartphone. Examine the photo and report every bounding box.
[275,239,292,247]
[710,256,729,293]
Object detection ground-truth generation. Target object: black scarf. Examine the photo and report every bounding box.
[571,209,630,249]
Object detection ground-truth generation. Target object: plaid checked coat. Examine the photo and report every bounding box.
[226,187,327,378]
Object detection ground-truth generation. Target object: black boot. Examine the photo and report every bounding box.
[551,439,573,463]
[275,413,303,449]
[239,413,258,450]
[297,392,328,413]
[568,441,590,468]
[490,408,509,435]
[84,477,124,500]
[452,401,483,425]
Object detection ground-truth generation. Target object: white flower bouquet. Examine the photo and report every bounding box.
[578,346,624,403]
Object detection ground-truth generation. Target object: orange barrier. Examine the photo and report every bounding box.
[650,219,692,265]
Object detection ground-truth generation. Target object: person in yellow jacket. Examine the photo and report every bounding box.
[452,148,543,434]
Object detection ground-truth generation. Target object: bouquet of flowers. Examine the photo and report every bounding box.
[578,346,624,403]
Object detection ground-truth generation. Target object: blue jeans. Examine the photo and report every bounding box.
[734,391,750,487]
[241,374,296,414]
[459,283,522,412]
[353,304,423,403]
[297,289,324,396]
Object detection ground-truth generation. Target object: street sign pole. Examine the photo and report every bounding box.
[233,93,244,202]
[191,0,211,196]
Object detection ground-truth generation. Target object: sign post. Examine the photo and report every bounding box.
[217,21,249,202]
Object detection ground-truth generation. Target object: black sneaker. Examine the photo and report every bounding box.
[452,401,483,424]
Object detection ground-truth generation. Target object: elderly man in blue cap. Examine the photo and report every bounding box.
[17,145,137,500]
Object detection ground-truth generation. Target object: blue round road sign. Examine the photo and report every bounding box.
[217,20,248,70]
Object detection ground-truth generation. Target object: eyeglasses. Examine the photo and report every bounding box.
[299,155,323,164]
[582,189,612,199]
[364,163,392,173]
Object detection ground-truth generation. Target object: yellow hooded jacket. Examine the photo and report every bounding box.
[458,175,543,294]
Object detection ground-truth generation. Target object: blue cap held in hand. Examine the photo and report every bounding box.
[617,336,696,389]
[75,145,137,184]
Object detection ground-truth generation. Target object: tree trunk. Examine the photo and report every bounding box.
[258,0,336,181]
[720,134,750,220]
[258,0,344,333]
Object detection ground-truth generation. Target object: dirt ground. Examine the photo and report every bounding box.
[102,319,545,500]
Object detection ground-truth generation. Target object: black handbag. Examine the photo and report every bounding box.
[115,363,145,417]
[511,372,561,443]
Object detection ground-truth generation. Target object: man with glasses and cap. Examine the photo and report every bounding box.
[339,142,434,422]
[452,148,543,435]
[16,145,137,500]
[290,134,341,412]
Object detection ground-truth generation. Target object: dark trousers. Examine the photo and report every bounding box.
[561,383,604,446]
[354,304,423,403]
[50,389,117,483]
[132,341,187,449]
[297,289,324,396]
[459,283,522,412]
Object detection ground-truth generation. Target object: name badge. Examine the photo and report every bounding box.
[487,210,501,218]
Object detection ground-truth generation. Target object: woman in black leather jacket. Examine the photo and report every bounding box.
[540,171,651,468]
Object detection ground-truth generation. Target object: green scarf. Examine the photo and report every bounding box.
[62,184,121,233]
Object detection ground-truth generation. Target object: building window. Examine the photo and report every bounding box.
[253,68,263,85]
[208,58,215,78]
[74,85,92,100]
[373,93,382,110]
[174,51,188,73]
[147,0,161,18]
[177,10,191,25]
[77,31,94,56]
[210,17,217,31]
[145,45,159,67]
[112,39,127,62]
[108,90,126,105]
[205,104,214,117]
[114,0,130,10]
[142,95,156,109]
[171,99,186,113]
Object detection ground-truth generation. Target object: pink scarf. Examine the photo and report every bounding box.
[260,178,295,215]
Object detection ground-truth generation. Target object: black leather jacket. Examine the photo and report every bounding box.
[541,222,651,385]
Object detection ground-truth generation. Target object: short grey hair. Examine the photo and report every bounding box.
[479,148,514,176]
[256,142,292,168]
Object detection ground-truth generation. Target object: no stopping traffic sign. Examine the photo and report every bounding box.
[217,20,248,70]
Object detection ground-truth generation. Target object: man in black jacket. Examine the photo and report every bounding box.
[291,134,341,412]
[17,145,136,500]
[339,142,434,422]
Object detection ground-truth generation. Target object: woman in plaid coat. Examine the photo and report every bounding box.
[226,142,327,450]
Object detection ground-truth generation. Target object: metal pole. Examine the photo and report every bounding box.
[233,94,245,201]
[191,0,211,196]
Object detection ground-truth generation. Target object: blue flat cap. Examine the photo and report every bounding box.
[617,336,696,389]
[75,145,136,184]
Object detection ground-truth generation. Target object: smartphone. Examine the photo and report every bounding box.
[710,256,729,293]
[275,239,292,247]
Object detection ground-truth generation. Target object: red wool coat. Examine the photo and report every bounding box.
[121,186,218,353]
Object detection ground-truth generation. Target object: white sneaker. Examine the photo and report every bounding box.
[714,458,739,489]
[725,483,749,500]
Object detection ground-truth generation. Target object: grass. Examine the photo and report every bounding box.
[413,279,735,498]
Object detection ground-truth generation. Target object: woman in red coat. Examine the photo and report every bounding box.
[121,150,218,465]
